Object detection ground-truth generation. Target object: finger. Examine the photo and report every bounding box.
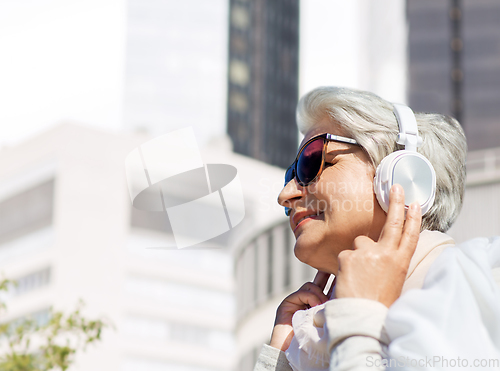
[312,271,331,291]
[399,201,422,260]
[300,282,329,303]
[378,184,406,248]
[285,290,326,308]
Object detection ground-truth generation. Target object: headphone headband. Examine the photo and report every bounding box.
[393,103,423,152]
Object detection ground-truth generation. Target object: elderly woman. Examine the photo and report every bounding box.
[253,87,500,371]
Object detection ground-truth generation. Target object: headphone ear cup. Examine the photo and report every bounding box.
[373,150,436,216]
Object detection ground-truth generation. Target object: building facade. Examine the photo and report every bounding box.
[227,0,300,168]
[407,0,500,150]
[0,124,287,371]
[122,0,229,146]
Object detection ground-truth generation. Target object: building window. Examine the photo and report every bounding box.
[231,5,250,30]
[3,308,51,336]
[231,34,248,54]
[12,267,51,297]
[229,60,250,86]
[229,91,249,113]
[0,179,54,246]
[30,308,51,327]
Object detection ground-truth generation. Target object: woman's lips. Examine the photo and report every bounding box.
[293,213,323,233]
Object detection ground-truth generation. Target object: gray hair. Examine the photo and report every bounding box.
[296,86,467,232]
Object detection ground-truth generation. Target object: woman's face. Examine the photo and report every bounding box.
[278,117,387,274]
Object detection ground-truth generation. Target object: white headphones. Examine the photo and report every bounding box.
[373,103,436,216]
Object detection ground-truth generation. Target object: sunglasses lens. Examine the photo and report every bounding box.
[284,165,294,186]
[284,165,294,216]
[296,139,324,185]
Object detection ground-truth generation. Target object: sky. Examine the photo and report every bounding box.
[0,0,405,147]
[0,0,126,146]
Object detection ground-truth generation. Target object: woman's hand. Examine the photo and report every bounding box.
[269,271,331,351]
[334,184,422,308]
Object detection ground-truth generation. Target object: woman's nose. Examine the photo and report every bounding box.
[277,179,304,211]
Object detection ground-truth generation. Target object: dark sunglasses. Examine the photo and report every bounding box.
[283,133,360,216]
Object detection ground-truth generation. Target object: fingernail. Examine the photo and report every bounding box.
[411,202,421,211]
[392,184,402,194]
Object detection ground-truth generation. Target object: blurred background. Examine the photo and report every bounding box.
[0,0,499,370]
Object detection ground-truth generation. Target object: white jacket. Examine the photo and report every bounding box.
[254,231,500,371]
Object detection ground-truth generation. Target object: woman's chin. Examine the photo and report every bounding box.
[293,229,341,273]
[293,232,323,265]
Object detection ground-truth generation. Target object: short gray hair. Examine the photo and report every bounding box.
[296,86,467,232]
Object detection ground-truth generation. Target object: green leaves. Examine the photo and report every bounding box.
[0,279,110,371]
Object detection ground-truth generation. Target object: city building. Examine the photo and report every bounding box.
[122,0,229,146]
[447,147,500,242]
[226,0,300,168]
[0,123,287,371]
[407,0,500,150]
